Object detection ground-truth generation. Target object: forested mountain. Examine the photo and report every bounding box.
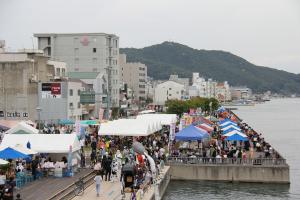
[121,42,300,94]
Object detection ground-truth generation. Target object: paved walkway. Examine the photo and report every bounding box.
[74,167,170,200]
[17,168,93,200]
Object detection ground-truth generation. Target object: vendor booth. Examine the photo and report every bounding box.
[5,122,38,134]
[0,134,81,177]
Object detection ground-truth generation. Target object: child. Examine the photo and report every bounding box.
[94,172,102,197]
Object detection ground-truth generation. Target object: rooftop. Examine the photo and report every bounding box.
[68,72,100,79]
[34,32,118,38]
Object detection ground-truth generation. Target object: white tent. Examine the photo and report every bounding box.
[5,121,39,134]
[98,118,162,136]
[0,159,8,165]
[0,134,80,153]
[136,114,177,125]
[138,110,156,114]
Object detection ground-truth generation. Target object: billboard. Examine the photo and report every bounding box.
[42,83,61,98]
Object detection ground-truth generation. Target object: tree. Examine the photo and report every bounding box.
[165,97,219,116]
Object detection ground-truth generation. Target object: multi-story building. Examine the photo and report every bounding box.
[34,33,120,107]
[216,81,231,102]
[169,75,189,94]
[38,79,85,123]
[154,80,185,105]
[0,50,56,121]
[119,54,147,101]
[47,60,67,79]
[230,86,252,100]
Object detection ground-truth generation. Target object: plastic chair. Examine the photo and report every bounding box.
[25,174,33,183]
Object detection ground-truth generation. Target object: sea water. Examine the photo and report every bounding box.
[163,98,300,200]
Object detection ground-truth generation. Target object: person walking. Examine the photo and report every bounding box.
[94,172,102,197]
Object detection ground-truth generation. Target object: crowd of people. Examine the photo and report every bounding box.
[80,126,170,198]
[170,112,281,165]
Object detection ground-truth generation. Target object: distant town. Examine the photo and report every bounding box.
[0,33,290,123]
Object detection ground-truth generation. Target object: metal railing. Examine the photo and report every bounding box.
[167,156,287,166]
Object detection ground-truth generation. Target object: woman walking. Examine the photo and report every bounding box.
[94,172,102,197]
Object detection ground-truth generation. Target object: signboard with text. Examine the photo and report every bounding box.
[42,83,62,98]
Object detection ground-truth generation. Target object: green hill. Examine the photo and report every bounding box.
[120,42,300,94]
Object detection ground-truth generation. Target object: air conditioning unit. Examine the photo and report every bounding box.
[29,74,38,83]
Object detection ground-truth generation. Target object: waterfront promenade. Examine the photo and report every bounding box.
[74,166,170,200]
[17,168,93,200]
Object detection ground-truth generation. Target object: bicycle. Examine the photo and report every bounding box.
[74,177,85,196]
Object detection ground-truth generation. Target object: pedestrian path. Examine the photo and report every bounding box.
[17,168,92,200]
[73,180,124,200]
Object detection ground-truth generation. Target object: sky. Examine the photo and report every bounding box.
[0,0,299,74]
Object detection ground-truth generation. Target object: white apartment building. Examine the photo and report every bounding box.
[154,81,185,105]
[119,54,147,101]
[190,73,231,101]
[34,33,120,107]
[216,81,231,102]
[230,87,252,100]
[47,60,67,79]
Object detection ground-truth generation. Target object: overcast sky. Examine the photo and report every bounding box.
[1,0,299,73]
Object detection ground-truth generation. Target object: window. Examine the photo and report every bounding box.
[75,58,79,65]
[74,37,78,44]
[93,48,97,53]
[69,89,73,96]
[56,68,60,76]
[139,91,145,94]
[139,79,145,82]
[139,73,145,76]
[169,88,172,90]
[77,90,80,96]
[169,94,172,97]
[74,48,79,56]
[69,102,73,108]
[62,68,66,77]
[47,37,51,45]
[77,102,81,109]
[139,85,145,88]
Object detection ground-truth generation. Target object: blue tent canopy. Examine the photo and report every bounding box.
[59,119,75,125]
[220,121,237,127]
[217,106,226,113]
[175,125,209,141]
[225,133,248,141]
[0,147,29,159]
[222,127,241,134]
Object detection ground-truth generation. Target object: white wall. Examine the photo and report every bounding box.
[154,81,184,105]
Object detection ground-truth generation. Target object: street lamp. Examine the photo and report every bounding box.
[36,107,42,133]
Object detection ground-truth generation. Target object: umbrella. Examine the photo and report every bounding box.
[0,147,29,159]
[0,159,9,165]
[225,133,248,141]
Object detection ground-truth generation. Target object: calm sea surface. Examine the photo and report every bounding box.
[163,98,300,200]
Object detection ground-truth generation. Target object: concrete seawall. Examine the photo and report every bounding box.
[146,166,171,200]
[169,164,290,183]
